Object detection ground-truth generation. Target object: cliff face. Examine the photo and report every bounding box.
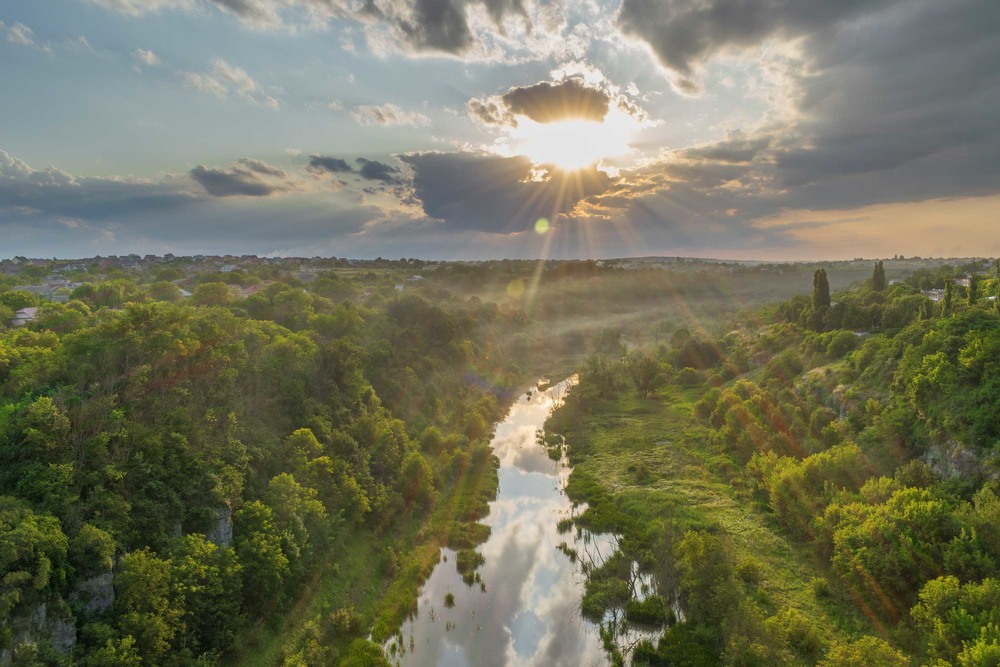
[0,598,76,666]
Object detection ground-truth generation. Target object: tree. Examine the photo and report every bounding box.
[920,298,934,321]
[114,549,184,664]
[627,353,666,398]
[0,497,69,621]
[872,260,887,292]
[170,534,243,655]
[812,269,831,309]
[969,274,980,306]
[944,281,955,316]
[818,636,908,666]
[148,281,182,302]
[674,530,738,626]
[233,501,289,616]
[192,282,232,307]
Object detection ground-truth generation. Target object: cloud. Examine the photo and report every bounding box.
[86,0,194,16]
[351,102,430,127]
[616,0,890,80]
[184,72,229,98]
[132,47,161,66]
[499,77,610,124]
[584,0,1000,248]
[356,157,402,184]
[399,151,614,233]
[467,97,514,126]
[307,155,353,174]
[468,70,650,132]
[0,148,195,221]
[87,0,580,64]
[1,21,35,46]
[0,148,399,257]
[680,133,772,164]
[189,157,297,196]
[182,58,280,107]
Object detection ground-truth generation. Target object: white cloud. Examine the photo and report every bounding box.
[182,58,280,108]
[211,58,260,95]
[351,103,430,128]
[86,0,194,16]
[184,71,228,98]
[133,48,160,66]
[2,21,35,46]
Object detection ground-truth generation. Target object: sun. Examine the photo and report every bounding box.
[510,108,635,171]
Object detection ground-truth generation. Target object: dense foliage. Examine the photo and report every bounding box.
[0,261,519,665]
[549,260,1000,666]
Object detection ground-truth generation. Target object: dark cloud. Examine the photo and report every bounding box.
[0,148,194,221]
[356,157,403,184]
[307,155,354,174]
[500,77,610,124]
[235,157,286,177]
[190,157,293,197]
[392,0,473,53]
[364,0,531,55]
[468,77,627,129]
[607,0,1000,230]
[467,97,514,126]
[617,0,894,77]
[399,151,614,233]
[681,135,772,164]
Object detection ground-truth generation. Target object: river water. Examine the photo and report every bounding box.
[387,377,611,667]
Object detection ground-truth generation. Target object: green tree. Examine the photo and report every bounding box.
[233,501,289,616]
[192,282,232,307]
[114,549,184,664]
[674,530,738,626]
[69,523,115,579]
[0,497,69,621]
[818,636,908,666]
[170,534,243,655]
[920,297,934,321]
[944,281,955,316]
[627,353,666,398]
[812,269,831,309]
[969,274,980,306]
[872,260,887,292]
[148,281,182,302]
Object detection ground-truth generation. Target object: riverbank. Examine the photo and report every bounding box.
[230,429,501,665]
[546,380,873,663]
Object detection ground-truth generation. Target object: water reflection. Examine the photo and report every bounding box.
[388,378,608,667]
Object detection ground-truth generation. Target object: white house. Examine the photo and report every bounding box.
[11,307,38,328]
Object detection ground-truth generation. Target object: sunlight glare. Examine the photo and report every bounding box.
[511,108,635,171]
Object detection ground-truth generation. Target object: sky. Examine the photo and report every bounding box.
[1,0,998,260]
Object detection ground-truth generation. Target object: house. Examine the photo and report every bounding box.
[220,264,239,273]
[922,289,945,302]
[11,307,38,328]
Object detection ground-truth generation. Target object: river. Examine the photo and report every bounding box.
[386,377,612,667]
